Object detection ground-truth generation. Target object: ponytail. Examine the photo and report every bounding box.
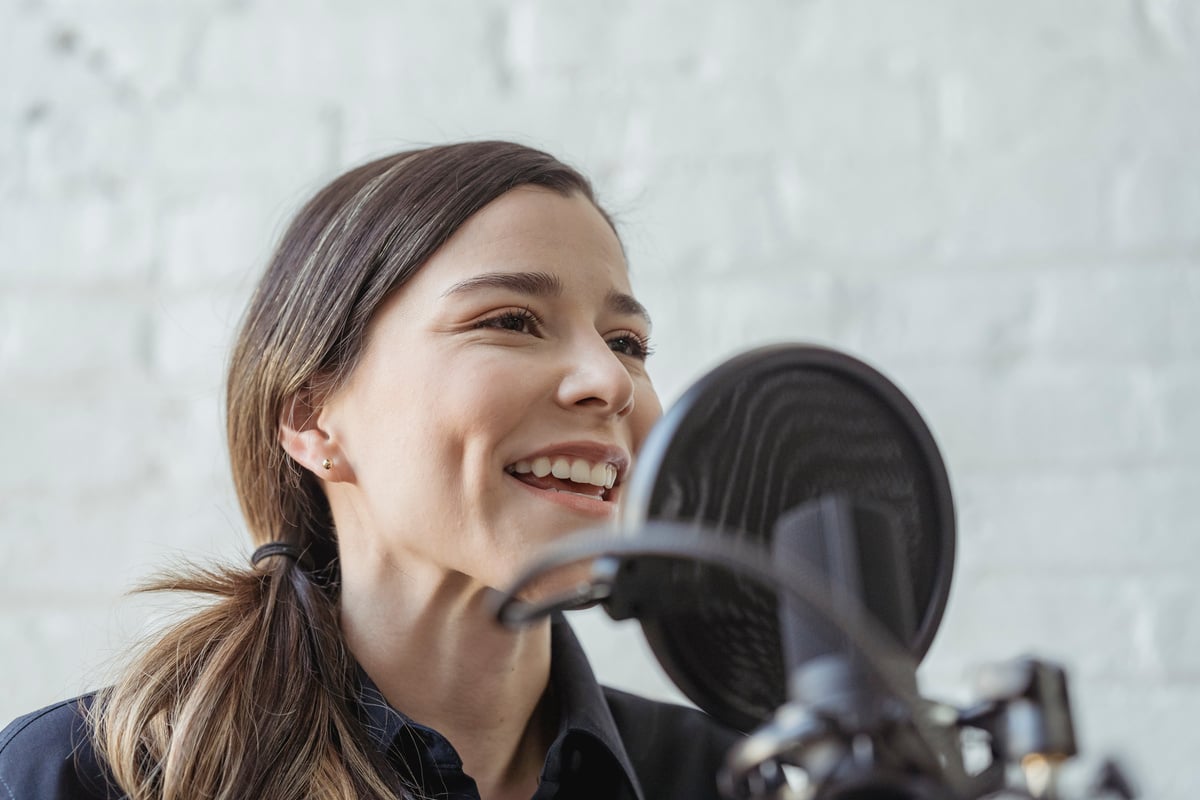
[89,550,407,799]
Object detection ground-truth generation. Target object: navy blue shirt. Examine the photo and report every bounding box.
[0,617,738,799]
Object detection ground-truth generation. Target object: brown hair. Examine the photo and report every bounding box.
[89,141,602,799]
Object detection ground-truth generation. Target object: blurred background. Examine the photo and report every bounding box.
[2,0,1198,796]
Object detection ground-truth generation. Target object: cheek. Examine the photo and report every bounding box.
[431,362,541,481]
[632,382,663,449]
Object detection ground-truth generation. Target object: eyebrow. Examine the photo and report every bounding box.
[442,270,564,300]
[606,288,652,328]
[442,270,653,327]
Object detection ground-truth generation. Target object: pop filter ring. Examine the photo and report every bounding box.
[620,344,957,732]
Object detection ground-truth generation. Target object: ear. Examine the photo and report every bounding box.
[278,384,349,482]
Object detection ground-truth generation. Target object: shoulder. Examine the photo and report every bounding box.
[603,687,741,798]
[0,696,117,800]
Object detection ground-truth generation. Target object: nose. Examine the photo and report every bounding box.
[556,334,636,418]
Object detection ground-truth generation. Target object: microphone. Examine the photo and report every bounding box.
[498,345,954,727]
[615,344,956,733]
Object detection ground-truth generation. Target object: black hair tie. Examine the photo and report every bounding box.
[251,542,302,567]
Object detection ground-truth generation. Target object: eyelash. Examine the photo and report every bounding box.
[476,307,542,335]
[608,331,655,360]
[474,308,655,361]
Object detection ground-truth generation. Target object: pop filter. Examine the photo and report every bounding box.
[619,344,956,733]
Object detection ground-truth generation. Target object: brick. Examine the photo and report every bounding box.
[663,272,836,353]
[384,87,647,174]
[936,64,1200,258]
[39,0,228,12]
[160,192,280,289]
[1102,67,1200,149]
[0,128,17,197]
[779,154,941,260]
[1143,579,1200,679]
[0,188,155,284]
[0,480,243,600]
[0,606,118,722]
[954,469,1200,573]
[643,2,813,80]
[637,272,838,402]
[20,101,148,195]
[0,592,214,724]
[625,70,929,163]
[1,13,169,195]
[147,291,244,388]
[195,3,497,101]
[1111,141,1200,250]
[936,138,1115,261]
[898,364,1148,468]
[149,389,235,489]
[1035,267,1197,362]
[504,1,628,74]
[147,99,336,186]
[42,8,199,102]
[0,290,149,380]
[1140,0,1200,54]
[1068,680,1200,799]
[835,272,1038,363]
[924,572,1200,682]
[1147,367,1200,461]
[934,62,1116,160]
[796,0,1148,71]
[0,8,58,120]
[780,72,929,157]
[632,154,943,271]
[193,8,348,100]
[635,159,801,275]
[1176,270,1200,355]
[0,375,161,492]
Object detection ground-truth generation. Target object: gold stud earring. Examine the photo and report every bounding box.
[321,458,333,470]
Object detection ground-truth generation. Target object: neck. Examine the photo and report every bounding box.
[339,542,555,799]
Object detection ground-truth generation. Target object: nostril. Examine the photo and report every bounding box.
[616,394,635,417]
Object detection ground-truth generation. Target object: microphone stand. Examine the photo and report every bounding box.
[721,495,1106,800]
[491,519,1137,800]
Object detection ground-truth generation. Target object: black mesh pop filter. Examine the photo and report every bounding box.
[619,344,956,733]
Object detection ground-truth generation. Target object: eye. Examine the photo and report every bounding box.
[608,331,654,360]
[475,307,542,335]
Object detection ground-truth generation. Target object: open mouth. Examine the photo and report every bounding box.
[505,455,621,502]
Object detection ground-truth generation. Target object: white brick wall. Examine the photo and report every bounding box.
[2,1,1197,795]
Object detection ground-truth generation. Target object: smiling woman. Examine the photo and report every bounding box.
[308,187,660,598]
[0,142,736,800]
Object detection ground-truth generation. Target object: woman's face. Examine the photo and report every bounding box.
[318,186,661,589]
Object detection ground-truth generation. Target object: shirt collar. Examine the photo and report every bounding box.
[545,613,645,800]
[354,613,645,800]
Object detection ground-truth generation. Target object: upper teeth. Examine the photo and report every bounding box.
[511,457,617,490]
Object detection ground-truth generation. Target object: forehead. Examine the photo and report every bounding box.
[407,186,631,297]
